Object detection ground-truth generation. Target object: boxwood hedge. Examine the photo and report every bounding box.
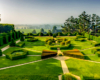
[6,49,28,60]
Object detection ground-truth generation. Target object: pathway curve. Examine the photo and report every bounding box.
[54,48,81,80]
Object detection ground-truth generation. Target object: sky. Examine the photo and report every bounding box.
[0,0,100,24]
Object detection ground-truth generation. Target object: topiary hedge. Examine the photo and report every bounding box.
[27,38,38,42]
[6,49,28,60]
[9,38,16,47]
[16,42,25,47]
[0,49,2,56]
[63,49,84,59]
[20,34,24,41]
[0,36,3,46]
[91,42,100,47]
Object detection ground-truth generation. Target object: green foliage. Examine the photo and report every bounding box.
[0,49,2,56]
[58,53,63,56]
[27,38,38,42]
[0,24,14,33]
[91,42,100,47]
[60,42,65,45]
[16,42,25,47]
[20,34,24,41]
[47,41,52,45]
[2,34,9,44]
[65,40,70,45]
[9,38,16,46]
[6,49,28,60]
[0,36,3,46]
[53,34,57,38]
[62,73,77,80]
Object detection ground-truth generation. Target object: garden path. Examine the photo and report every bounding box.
[1,40,21,57]
[55,48,81,80]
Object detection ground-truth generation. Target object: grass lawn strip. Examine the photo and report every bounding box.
[0,58,63,80]
[0,56,41,68]
[65,58,100,78]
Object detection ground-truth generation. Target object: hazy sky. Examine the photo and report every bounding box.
[0,0,100,24]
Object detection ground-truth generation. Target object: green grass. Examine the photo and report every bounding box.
[65,58,100,78]
[0,56,41,68]
[23,37,57,52]
[81,49,100,62]
[0,58,63,80]
[15,29,49,34]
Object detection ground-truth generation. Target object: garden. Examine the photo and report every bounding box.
[0,11,100,80]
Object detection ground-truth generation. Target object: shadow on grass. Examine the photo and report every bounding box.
[81,52,91,60]
[83,76,100,80]
[24,40,45,48]
[60,44,81,50]
[68,68,79,72]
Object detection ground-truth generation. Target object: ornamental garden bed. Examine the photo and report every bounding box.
[91,47,100,57]
[63,49,84,59]
[27,37,38,42]
[16,42,25,47]
[6,49,28,60]
[45,38,71,50]
[41,50,57,59]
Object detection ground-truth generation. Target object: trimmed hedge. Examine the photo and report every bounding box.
[0,24,14,33]
[63,49,84,59]
[25,36,33,39]
[96,51,100,57]
[20,34,24,41]
[91,42,100,47]
[16,42,25,47]
[60,42,65,45]
[50,44,71,50]
[0,36,3,46]
[41,50,57,59]
[6,49,28,60]
[9,38,16,47]
[27,38,38,42]
[0,49,2,56]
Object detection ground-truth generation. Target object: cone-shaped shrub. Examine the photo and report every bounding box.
[20,34,24,41]
[0,49,2,56]
[9,38,16,46]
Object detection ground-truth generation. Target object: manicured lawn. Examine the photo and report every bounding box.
[81,49,100,62]
[0,58,63,80]
[65,58,100,78]
[24,37,57,52]
[0,56,41,68]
